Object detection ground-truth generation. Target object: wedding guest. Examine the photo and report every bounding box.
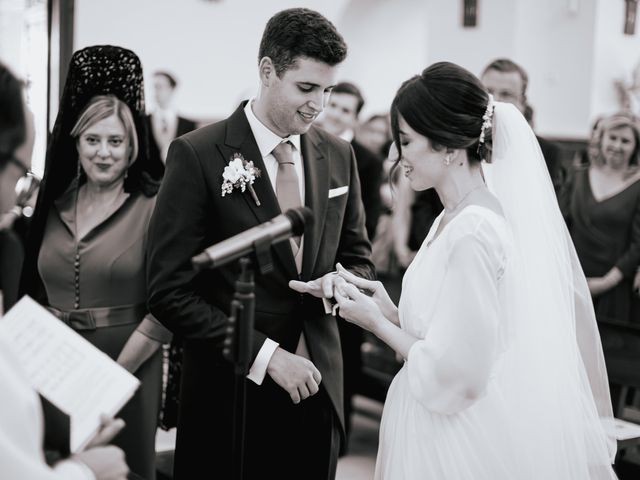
[564,112,640,409]
[146,71,196,167]
[0,59,129,480]
[362,114,403,275]
[369,161,399,276]
[356,113,392,159]
[20,45,171,480]
[317,82,383,240]
[565,112,640,325]
[480,58,565,195]
[0,61,32,312]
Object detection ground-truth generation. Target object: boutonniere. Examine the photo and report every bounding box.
[221,153,262,206]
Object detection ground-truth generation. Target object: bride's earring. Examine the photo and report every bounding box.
[444,154,452,166]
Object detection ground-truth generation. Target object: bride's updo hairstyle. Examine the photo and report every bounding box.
[390,61,493,166]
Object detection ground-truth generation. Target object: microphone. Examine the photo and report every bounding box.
[191,206,314,270]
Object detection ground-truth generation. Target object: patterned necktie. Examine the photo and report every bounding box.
[272,141,302,249]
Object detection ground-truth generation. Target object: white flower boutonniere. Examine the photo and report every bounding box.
[221,153,262,206]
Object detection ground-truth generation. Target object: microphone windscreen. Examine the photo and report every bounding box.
[285,206,314,236]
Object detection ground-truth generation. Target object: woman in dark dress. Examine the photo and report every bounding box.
[565,112,640,325]
[20,46,170,480]
[565,112,640,406]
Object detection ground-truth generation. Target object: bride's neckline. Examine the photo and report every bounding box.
[426,204,504,248]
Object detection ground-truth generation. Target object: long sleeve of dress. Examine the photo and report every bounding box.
[406,231,504,415]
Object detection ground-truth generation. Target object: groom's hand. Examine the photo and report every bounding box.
[289,271,347,299]
[266,347,321,404]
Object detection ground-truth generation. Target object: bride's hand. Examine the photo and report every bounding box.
[336,263,398,325]
[334,283,385,333]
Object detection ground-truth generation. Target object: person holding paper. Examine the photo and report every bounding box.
[0,336,130,480]
[20,46,171,479]
[0,60,129,480]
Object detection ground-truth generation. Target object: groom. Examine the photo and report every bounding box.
[146,8,374,480]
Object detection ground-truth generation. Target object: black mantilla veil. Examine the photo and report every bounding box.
[20,45,163,300]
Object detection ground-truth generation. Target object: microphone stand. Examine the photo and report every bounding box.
[223,238,274,480]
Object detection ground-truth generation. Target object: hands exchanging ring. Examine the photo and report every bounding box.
[274,264,400,404]
[289,263,399,333]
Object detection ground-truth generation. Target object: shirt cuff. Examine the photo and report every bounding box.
[246,338,279,385]
[53,459,96,480]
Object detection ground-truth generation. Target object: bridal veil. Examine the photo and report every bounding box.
[483,102,617,478]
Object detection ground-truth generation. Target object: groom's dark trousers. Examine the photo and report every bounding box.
[147,102,374,479]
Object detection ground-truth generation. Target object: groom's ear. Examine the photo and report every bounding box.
[259,57,275,86]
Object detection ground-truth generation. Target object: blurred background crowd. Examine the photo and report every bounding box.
[3,0,640,478]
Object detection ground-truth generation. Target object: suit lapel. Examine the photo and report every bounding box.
[221,103,298,279]
[301,127,329,281]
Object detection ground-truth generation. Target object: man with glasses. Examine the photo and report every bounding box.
[0,83,39,312]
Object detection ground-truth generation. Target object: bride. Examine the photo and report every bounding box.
[313,62,616,479]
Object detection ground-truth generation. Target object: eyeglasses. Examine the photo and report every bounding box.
[7,156,40,218]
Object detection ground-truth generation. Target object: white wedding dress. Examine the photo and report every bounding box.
[376,205,519,480]
[375,102,618,480]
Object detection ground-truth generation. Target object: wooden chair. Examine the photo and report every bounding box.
[613,386,640,454]
[598,319,640,461]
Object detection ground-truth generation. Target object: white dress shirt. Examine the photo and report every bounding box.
[151,107,178,163]
[243,100,311,385]
[339,129,354,143]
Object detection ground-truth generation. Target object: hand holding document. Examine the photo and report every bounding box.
[0,296,140,453]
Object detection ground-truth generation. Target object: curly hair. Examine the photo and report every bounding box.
[258,8,347,76]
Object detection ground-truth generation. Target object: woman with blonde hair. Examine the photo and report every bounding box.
[565,112,640,324]
[21,46,170,479]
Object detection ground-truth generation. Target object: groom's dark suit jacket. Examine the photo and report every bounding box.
[146,103,374,475]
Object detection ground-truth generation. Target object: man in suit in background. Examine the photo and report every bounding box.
[480,58,566,196]
[147,8,374,480]
[146,71,196,167]
[317,82,383,241]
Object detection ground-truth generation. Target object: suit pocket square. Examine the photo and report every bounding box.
[328,186,348,198]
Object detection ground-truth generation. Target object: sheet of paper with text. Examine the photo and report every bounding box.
[0,296,140,452]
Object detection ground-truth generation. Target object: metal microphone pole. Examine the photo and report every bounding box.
[199,231,289,479]
[223,257,255,480]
